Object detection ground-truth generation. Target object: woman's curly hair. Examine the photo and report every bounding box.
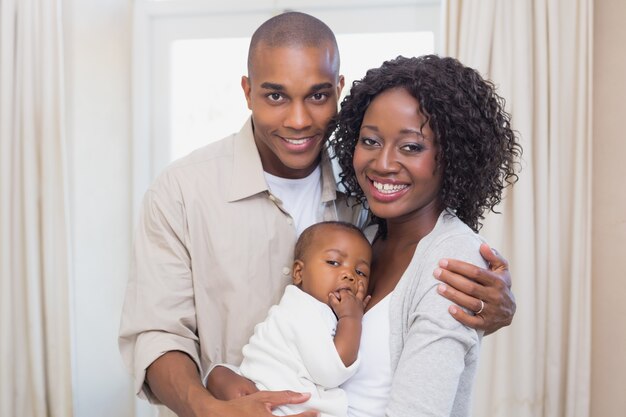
[331,55,522,234]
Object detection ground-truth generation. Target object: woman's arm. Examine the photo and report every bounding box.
[387,234,486,416]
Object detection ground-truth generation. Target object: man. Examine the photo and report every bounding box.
[119,11,515,417]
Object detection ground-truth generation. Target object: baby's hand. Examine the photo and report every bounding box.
[329,280,371,320]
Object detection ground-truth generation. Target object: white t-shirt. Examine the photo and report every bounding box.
[264,166,323,236]
[341,293,393,417]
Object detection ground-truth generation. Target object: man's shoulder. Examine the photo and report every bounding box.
[169,133,236,172]
[155,133,235,181]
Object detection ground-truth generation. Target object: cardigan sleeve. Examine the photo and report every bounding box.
[386,231,486,417]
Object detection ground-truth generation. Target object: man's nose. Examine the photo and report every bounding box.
[283,101,312,130]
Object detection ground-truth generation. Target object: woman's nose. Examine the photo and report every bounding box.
[372,146,400,173]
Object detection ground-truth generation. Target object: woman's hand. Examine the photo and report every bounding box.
[434,243,516,335]
[206,365,258,400]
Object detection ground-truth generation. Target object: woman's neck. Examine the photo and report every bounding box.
[383,203,443,246]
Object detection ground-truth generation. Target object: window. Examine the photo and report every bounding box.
[170,31,434,160]
[132,0,441,213]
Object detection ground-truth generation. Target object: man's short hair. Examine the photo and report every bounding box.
[247,11,339,73]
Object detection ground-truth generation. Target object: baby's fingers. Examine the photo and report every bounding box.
[363,295,371,307]
[328,292,340,308]
[355,280,368,301]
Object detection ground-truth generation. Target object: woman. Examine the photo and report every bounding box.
[207,55,521,416]
[331,54,521,417]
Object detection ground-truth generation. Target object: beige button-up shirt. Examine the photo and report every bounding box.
[118,118,364,406]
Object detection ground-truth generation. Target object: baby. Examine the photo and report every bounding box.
[237,221,372,417]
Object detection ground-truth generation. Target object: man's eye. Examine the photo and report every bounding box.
[310,93,328,102]
[267,93,283,102]
[326,260,339,266]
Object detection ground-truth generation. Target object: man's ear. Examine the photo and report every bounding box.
[336,74,345,97]
[241,75,252,110]
[292,260,304,286]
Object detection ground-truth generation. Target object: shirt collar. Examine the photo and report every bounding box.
[319,149,338,204]
[228,117,339,203]
[228,118,269,202]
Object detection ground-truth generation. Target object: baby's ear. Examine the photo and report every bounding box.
[292,260,304,286]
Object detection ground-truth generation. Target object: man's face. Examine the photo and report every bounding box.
[242,43,344,179]
[292,226,371,305]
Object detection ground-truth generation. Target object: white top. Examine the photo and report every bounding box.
[240,285,360,417]
[341,294,392,417]
[264,166,322,236]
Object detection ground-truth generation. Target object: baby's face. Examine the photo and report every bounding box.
[292,226,372,304]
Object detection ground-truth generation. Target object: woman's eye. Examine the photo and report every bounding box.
[326,260,340,266]
[401,143,425,152]
[359,137,378,147]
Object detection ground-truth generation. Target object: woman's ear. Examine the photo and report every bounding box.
[292,260,304,286]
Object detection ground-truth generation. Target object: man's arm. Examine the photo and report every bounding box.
[148,351,317,417]
[434,243,516,335]
[146,352,214,417]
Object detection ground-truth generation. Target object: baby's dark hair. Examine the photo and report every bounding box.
[294,221,369,261]
[332,55,522,234]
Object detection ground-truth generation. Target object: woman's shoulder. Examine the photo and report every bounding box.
[407,211,487,276]
[427,212,485,256]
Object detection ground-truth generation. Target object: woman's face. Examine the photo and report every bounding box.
[352,87,442,222]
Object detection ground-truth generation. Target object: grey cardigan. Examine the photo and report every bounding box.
[386,211,486,417]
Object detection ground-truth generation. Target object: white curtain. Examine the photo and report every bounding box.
[0,0,73,416]
[442,1,592,416]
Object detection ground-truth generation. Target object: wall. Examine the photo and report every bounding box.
[591,0,626,415]
[63,0,135,416]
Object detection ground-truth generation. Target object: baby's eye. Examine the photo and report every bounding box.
[356,269,368,278]
[326,260,340,266]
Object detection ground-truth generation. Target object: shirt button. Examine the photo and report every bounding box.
[286,218,293,225]
[282,267,291,275]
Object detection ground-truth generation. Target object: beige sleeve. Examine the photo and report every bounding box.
[118,182,201,402]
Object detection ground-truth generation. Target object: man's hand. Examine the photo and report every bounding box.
[205,390,319,417]
[328,280,371,320]
[146,351,319,417]
[434,243,516,335]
